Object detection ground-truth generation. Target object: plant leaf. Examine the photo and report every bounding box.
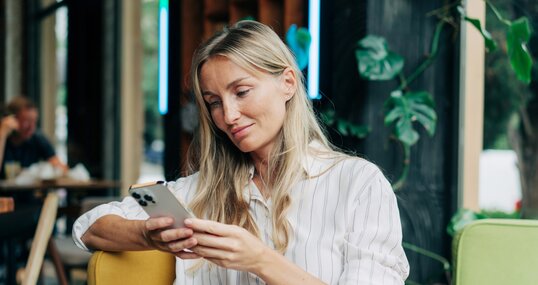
[286,24,311,71]
[446,209,488,237]
[336,120,349,136]
[463,16,497,52]
[356,35,404,80]
[457,6,497,52]
[384,90,437,146]
[506,17,533,84]
[349,125,370,138]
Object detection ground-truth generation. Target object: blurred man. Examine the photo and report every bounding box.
[0,96,68,178]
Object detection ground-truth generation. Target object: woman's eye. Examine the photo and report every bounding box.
[208,100,221,108]
[237,89,250,97]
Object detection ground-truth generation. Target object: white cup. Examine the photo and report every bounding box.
[5,161,21,180]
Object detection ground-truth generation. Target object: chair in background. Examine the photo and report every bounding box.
[453,218,538,285]
[17,192,59,285]
[87,250,176,285]
[54,196,119,282]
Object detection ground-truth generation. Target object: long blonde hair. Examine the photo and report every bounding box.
[188,20,333,253]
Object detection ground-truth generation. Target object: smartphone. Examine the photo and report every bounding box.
[128,181,195,229]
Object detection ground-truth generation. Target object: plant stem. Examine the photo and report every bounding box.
[399,20,446,90]
[485,0,512,26]
[403,241,452,284]
[393,143,410,190]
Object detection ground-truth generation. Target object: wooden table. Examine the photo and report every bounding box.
[0,178,121,285]
[0,179,121,192]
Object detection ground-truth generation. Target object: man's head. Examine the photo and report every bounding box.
[7,96,38,141]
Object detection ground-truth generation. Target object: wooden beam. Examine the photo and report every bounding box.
[458,0,485,211]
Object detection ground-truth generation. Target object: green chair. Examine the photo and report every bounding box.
[453,219,538,285]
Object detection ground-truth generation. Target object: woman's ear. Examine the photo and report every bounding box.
[281,68,297,101]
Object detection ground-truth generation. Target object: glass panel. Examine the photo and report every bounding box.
[479,0,527,213]
[55,6,68,163]
[139,0,164,182]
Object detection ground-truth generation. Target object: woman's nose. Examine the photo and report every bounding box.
[222,100,241,125]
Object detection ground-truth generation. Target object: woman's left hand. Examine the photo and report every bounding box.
[178,218,269,274]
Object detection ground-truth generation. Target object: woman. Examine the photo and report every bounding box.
[73,20,409,284]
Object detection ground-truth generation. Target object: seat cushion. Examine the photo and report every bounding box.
[87,250,176,285]
[453,219,538,285]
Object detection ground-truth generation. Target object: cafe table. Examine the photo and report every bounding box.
[0,178,121,285]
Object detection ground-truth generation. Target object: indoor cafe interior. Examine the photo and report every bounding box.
[1,1,307,284]
[2,0,538,284]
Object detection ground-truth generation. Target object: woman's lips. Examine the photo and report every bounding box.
[231,124,253,139]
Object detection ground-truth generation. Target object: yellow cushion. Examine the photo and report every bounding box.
[87,250,176,285]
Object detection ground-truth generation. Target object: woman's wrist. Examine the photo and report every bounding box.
[251,246,279,279]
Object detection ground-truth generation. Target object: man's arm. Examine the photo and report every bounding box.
[48,155,68,173]
[0,116,18,172]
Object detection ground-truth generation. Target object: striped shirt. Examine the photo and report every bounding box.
[73,153,409,284]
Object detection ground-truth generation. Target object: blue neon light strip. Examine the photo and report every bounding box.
[307,0,320,99]
[158,0,169,115]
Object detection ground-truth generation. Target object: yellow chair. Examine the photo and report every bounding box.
[87,250,176,285]
[453,219,538,285]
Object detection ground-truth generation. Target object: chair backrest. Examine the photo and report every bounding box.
[21,192,59,285]
[87,250,176,285]
[453,218,538,285]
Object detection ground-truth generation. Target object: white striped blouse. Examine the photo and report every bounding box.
[73,153,409,284]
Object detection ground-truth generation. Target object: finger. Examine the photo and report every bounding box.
[192,232,236,251]
[167,237,198,252]
[146,217,174,231]
[159,227,194,242]
[176,251,202,260]
[190,244,229,260]
[184,218,237,236]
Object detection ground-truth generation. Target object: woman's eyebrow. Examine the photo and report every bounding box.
[225,76,250,89]
[202,76,251,96]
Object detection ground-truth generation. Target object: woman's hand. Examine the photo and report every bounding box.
[179,218,269,274]
[143,216,198,254]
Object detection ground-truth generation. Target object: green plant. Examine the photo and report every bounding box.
[353,0,533,190]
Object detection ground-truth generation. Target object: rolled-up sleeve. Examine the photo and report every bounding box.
[72,177,193,251]
[338,169,409,284]
[72,196,149,251]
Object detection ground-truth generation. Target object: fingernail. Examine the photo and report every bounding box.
[184,219,192,225]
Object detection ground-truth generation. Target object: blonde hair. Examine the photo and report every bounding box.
[188,20,334,253]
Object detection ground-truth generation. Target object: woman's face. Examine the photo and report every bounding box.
[200,56,295,159]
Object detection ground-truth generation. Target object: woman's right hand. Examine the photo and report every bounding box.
[143,217,199,254]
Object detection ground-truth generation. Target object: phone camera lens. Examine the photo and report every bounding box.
[131,192,141,199]
[144,195,154,202]
[138,200,147,206]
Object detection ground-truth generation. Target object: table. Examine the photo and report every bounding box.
[0,178,121,285]
[0,178,121,191]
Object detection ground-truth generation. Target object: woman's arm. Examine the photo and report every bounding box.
[338,167,409,284]
[180,218,326,285]
[81,215,197,253]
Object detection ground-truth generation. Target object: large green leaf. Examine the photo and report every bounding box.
[458,6,497,52]
[384,90,437,146]
[506,17,533,84]
[355,35,404,80]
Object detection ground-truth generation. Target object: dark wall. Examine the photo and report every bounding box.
[67,0,103,176]
[0,0,5,103]
[319,1,459,282]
